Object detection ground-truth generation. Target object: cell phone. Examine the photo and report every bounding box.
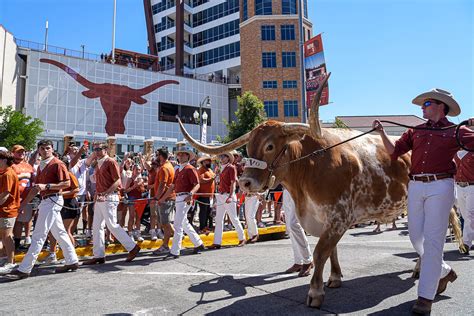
[84,140,89,146]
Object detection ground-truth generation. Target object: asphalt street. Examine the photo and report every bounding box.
[1,218,473,315]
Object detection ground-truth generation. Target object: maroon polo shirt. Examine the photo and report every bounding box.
[36,157,70,198]
[173,165,199,193]
[95,158,121,194]
[391,118,474,175]
[218,164,237,194]
[454,152,474,182]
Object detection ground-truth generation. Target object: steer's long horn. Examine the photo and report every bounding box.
[308,72,331,139]
[282,123,310,135]
[40,58,95,89]
[176,116,250,154]
[134,80,179,95]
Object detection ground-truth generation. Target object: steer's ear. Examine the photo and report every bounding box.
[82,90,99,98]
[133,96,148,104]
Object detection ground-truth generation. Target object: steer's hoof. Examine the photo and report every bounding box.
[326,278,342,288]
[306,292,324,308]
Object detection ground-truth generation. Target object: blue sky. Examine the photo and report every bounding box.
[1,0,472,122]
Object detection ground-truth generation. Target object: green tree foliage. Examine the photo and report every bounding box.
[333,117,349,128]
[0,106,44,150]
[224,92,267,154]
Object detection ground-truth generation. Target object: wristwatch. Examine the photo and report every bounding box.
[46,184,51,190]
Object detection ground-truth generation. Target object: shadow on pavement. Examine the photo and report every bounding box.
[190,269,418,315]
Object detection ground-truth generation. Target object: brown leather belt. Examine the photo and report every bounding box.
[457,182,474,187]
[410,174,453,183]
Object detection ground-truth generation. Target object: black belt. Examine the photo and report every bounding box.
[457,182,474,187]
[410,174,453,183]
[41,193,62,200]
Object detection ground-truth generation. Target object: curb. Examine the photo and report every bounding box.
[14,225,287,262]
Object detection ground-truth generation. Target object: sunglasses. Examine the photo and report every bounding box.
[93,147,105,152]
[423,100,440,107]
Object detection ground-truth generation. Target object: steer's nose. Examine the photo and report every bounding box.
[239,176,256,192]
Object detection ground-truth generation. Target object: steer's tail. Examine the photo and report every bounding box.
[449,208,465,251]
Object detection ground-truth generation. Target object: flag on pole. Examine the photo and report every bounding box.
[201,120,207,144]
[304,34,329,107]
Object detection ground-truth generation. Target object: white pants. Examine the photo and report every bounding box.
[170,195,203,256]
[456,184,474,245]
[93,193,136,258]
[282,190,312,265]
[19,196,78,273]
[245,195,259,238]
[214,194,245,245]
[408,179,454,300]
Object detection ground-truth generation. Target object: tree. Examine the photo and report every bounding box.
[224,91,267,155]
[0,106,44,150]
[333,117,349,128]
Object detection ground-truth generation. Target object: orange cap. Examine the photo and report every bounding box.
[11,145,26,152]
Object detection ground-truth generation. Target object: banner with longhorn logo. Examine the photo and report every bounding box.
[304,34,329,107]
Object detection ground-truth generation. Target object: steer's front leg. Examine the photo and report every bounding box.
[307,227,344,308]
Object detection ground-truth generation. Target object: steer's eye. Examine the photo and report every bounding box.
[266,144,274,151]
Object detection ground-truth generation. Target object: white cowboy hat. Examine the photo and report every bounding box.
[196,153,214,165]
[230,150,242,157]
[174,143,196,160]
[412,88,461,117]
[218,152,234,164]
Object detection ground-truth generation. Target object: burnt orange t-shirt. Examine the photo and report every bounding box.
[95,158,121,194]
[12,161,34,199]
[148,168,157,196]
[218,164,236,194]
[0,167,21,218]
[63,171,79,199]
[155,161,175,200]
[174,165,199,193]
[197,166,215,197]
[36,157,70,198]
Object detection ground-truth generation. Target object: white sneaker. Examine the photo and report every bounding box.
[85,229,92,238]
[24,237,32,245]
[128,232,135,242]
[0,263,18,275]
[157,229,164,239]
[0,257,7,266]
[150,229,158,241]
[135,230,144,242]
[43,253,58,264]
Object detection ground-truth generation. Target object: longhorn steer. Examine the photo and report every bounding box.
[40,58,179,135]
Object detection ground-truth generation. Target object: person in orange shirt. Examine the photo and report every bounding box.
[11,145,35,251]
[0,151,21,274]
[196,153,215,234]
[153,148,176,254]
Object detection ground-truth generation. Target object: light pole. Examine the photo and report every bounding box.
[193,95,211,141]
[44,20,49,51]
[80,44,85,58]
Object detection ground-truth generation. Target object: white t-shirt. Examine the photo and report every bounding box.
[70,158,88,195]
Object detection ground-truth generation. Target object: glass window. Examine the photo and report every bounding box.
[263,81,277,89]
[243,0,248,21]
[283,80,297,88]
[261,25,275,41]
[255,0,272,15]
[262,52,277,68]
[281,25,295,40]
[282,52,296,67]
[303,0,308,18]
[284,100,298,117]
[264,101,279,117]
[196,42,240,67]
[282,0,297,14]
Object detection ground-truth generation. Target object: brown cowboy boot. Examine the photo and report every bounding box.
[411,296,432,314]
[284,264,302,274]
[436,269,457,295]
[125,245,141,262]
[82,257,106,265]
[298,262,314,277]
[55,263,79,273]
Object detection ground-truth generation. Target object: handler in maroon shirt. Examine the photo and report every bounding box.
[373,88,474,314]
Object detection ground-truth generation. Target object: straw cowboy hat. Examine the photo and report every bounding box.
[174,142,196,160]
[218,151,234,164]
[230,150,242,157]
[196,153,214,165]
[412,88,461,117]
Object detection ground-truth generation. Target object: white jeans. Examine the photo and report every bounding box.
[93,193,136,258]
[456,184,474,246]
[408,179,454,300]
[245,195,259,238]
[19,196,78,273]
[214,194,245,245]
[282,190,312,265]
[170,195,203,256]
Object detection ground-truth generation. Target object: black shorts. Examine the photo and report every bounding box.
[61,198,80,220]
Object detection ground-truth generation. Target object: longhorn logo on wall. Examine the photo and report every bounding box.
[40,59,179,135]
[304,34,329,107]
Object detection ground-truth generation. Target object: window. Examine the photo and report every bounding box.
[281,25,295,40]
[192,0,239,27]
[261,25,275,41]
[195,42,240,67]
[263,81,277,89]
[303,0,308,18]
[159,102,212,125]
[283,80,297,88]
[284,100,298,117]
[282,52,296,67]
[282,0,297,14]
[243,0,248,21]
[255,0,272,15]
[193,19,239,48]
[264,101,278,117]
[262,52,277,68]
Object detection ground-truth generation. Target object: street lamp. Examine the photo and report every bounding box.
[193,96,211,141]
[80,44,85,58]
